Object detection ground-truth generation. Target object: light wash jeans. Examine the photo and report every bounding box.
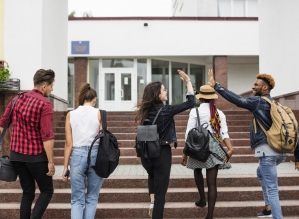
[70,146,104,219]
[257,155,287,219]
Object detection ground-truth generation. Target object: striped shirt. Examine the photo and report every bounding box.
[0,89,54,155]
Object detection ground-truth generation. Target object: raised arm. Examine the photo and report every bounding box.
[208,69,258,112]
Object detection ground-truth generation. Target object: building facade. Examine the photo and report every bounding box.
[2,0,299,111]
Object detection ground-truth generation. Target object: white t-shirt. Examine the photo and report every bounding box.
[70,105,100,147]
[185,103,229,141]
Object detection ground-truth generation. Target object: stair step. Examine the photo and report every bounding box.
[52,126,251,133]
[52,120,252,127]
[53,139,253,148]
[53,146,255,157]
[1,172,297,189]
[0,201,298,218]
[51,150,294,164]
[1,186,298,203]
[53,132,251,140]
[52,154,294,165]
[52,114,254,122]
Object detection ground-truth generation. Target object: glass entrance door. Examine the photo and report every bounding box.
[101,69,134,111]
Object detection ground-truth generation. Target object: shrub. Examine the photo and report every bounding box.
[0,61,10,82]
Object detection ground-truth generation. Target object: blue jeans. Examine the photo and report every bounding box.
[70,146,104,219]
[257,155,286,219]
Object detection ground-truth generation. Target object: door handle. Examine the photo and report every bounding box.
[120,89,124,98]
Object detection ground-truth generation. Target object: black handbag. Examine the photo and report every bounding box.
[135,107,163,159]
[0,93,23,182]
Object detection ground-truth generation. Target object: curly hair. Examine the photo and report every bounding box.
[256,73,275,90]
[135,81,163,125]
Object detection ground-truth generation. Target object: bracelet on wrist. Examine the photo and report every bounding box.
[48,162,54,165]
[186,80,191,83]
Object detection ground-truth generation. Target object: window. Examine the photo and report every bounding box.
[67,59,74,108]
[89,59,99,108]
[171,62,187,105]
[190,64,205,94]
[218,0,258,17]
[105,73,115,100]
[151,59,169,104]
[137,59,147,103]
[102,59,134,68]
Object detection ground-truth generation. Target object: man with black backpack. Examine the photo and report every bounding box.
[208,70,298,219]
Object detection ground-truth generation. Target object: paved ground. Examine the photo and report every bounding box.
[54,162,299,177]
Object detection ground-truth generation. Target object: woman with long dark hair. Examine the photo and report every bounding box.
[135,70,195,219]
[181,85,233,219]
[62,83,103,219]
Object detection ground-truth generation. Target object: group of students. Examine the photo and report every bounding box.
[0,68,299,219]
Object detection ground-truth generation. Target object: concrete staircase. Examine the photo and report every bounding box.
[0,110,299,218]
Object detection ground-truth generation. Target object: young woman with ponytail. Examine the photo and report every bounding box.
[181,85,234,219]
[62,83,103,219]
[135,70,195,219]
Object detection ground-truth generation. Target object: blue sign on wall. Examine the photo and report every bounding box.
[71,41,89,54]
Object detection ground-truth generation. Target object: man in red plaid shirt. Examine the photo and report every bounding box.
[0,69,55,219]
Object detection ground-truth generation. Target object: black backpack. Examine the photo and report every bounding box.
[184,108,211,162]
[184,108,230,162]
[135,107,163,159]
[86,110,120,178]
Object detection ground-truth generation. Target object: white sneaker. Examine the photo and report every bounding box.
[149,201,154,217]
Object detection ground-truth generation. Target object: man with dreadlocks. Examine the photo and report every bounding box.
[181,85,233,219]
[207,69,289,219]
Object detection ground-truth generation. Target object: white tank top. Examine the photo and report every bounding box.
[70,105,100,147]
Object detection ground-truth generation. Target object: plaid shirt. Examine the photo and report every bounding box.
[0,89,54,155]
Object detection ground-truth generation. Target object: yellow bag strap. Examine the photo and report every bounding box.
[253,96,270,134]
[253,118,257,134]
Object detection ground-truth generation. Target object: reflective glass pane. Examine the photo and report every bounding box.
[248,0,258,17]
[121,73,131,101]
[171,62,188,105]
[233,0,245,17]
[89,59,99,107]
[218,0,231,17]
[102,59,134,68]
[137,59,147,102]
[67,59,74,108]
[190,64,205,93]
[105,73,115,100]
[152,59,169,104]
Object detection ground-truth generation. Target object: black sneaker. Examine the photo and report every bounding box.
[257,208,272,218]
[195,199,206,207]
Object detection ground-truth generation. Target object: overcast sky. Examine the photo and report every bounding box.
[68,0,172,17]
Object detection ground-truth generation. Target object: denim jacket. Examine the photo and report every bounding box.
[146,94,196,148]
[214,83,272,150]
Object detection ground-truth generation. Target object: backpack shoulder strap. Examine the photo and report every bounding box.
[254,96,272,134]
[261,96,273,104]
[0,92,25,151]
[100,110,107,130]
[152,107,163,125]
[86,109,107,174]
[207,131,230,162]
[195,108,200,126]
